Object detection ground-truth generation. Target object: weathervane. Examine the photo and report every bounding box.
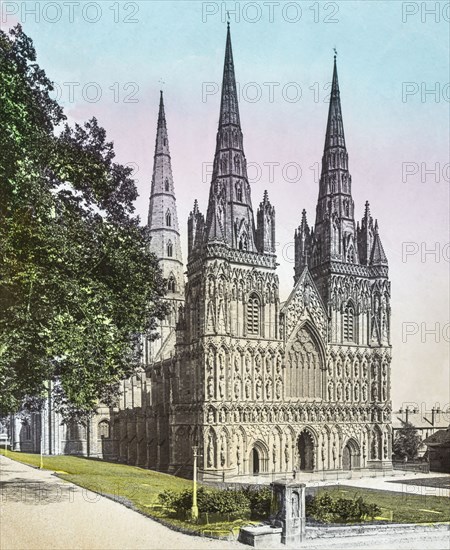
[158,78,166,89]
[333,47,338,60]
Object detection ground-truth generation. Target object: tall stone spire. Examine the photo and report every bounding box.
[147,91,184,296]
[312,54,358,266]
[203,24,257,252]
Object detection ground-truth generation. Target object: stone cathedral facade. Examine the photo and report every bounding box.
[10,27,392,478]
[145,26,392,479]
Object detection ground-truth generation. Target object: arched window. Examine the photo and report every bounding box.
[165,178,169,192]
[166,210,172,226]
[98,420,110,439]
[247,293,260,335]
[167,276,176,293]
[167,241,173,257]
[343,303,355,342]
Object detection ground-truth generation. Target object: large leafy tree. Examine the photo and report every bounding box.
[0,25,167,416]
[393,422,422,460]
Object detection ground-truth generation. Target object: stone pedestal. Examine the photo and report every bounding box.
[271,480,306,546]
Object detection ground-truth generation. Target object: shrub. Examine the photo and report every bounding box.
[240,486,273,519]
[306,492,382,523]
[157,487,251,519]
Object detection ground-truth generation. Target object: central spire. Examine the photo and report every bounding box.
[323,55,346,154]
[203,25,258,252]
[219,23,240,128]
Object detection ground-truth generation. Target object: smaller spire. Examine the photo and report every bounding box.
[364,200,371,218]
[157,90,166,129]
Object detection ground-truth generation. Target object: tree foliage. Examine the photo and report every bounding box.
[392,422,422,460]
[0,25,167,416]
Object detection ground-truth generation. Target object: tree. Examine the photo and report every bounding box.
[393,422,422,460]
[0,25,167,416]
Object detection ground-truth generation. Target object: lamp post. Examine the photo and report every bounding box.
[191,446,199,521]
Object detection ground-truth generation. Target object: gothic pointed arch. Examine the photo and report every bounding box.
[285,320,326,399]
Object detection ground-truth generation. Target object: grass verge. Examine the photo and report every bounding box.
[312,485,450,524]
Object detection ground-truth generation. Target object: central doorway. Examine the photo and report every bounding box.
[342,439,360,470]
[252,448,260,474]
[298,431,315,471]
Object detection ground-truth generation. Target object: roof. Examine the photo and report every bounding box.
[392,411,449,430]
[423,428,450,447]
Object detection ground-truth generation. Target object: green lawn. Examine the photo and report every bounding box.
[313,485,450,524]
[0,449,252,537]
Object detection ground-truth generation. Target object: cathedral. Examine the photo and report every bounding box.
[9,26,393,479]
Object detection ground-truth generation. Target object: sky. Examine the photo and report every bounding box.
[3,0,449,411]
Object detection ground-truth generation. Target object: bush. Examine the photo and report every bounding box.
[306,492,382,523]
[158,487,251,519]
[240,486,273,519]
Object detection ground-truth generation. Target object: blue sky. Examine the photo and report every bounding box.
[4,0,449,408]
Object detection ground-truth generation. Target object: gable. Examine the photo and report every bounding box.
[281,267,328,343]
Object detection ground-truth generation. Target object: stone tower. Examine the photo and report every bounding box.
[294,56,392,468]
[147,91,185,361]
[171,24,282,477]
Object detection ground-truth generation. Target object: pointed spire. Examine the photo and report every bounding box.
[157,90,166,128]
[219,23,240,128]
[324,55,346,153]
[370,222,388,266]
[203,25,258,253]
[147,91,184,281]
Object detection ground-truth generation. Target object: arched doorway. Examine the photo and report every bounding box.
[298,431,315,471]
[252,448,260,475]
[342,439,361,470]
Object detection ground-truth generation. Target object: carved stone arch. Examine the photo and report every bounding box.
[250,439,269,474]
[285,319,326,399]
[342,437,361,470]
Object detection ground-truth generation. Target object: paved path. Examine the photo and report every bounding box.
[1,455,449,550]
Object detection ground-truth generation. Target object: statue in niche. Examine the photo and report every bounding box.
[245,378,251,399]
[362,383,368,401]
[371,436,378,460]
[362,439,367,459]
[275,379,282,400]
[371,382,378,401]
[336,361,342,377]
[245,355,251,374]
[255,355,261,373]
[219,408,226,423]
[220,439,226,467]
[362,362,368,378]
[383,438,388,459]
[336,383,342,401]
[219,375,225,399]
[234,355,240,375]
[382,380,387,401]
[208,408,214,424]
[276,355,282,374]
[345,384,351,402]
[236,444,241,466]
[354,382,360,401]
[255,378,262,399]
[207,433,214,467]
[261,408,267,422]
[284,443,289,467]
[291,493,299,518]
[234,379,240,400]
[354,362,359,377]
[265,355,271,374]
[207,376,214,399]
[272,443,277,466]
